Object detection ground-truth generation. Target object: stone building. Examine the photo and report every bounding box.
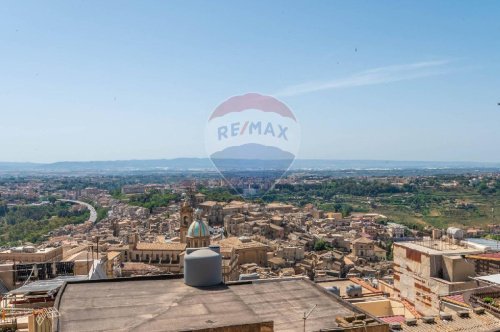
[0,246,63,263]
[207,203,224,226]
[218,237,269,266]
[127,235,186,274]
[220,246,239,282]
[351,237,376,261]
[179,199,194,244]
[193,192,206,206]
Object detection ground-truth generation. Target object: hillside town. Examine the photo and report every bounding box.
[3,0,500,330]
[1,177,500,332]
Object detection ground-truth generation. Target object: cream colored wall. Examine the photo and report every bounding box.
[378,280,395,298]
[352,244,375,258]
[375,250,386,260]
[355,299,415,319]
[74,260,92,276]
[129,249,181,263]
[443,255,475,282]
[237,248,267,265]
[0,247,63,263]
[355,300,394,317]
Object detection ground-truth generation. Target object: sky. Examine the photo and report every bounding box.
[1,1,500,163]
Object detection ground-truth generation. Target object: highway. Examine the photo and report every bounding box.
[58,199,98,224]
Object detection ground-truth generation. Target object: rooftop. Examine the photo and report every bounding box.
[476,273,500,285]
[317,279,378,297]
[351,237,374,245]
[0,246,60,255]
[218,237,269,250]
[399,311,500,331]
[466,252,500,261]
[54,276,385,332]
[394,240,483,256]
[465,238,500,251]
[135,242,187,251]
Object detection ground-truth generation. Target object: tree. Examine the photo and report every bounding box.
[0,201,7,217]
[341,204,353,217]
[385,240,394,260]
[314,239,328,251]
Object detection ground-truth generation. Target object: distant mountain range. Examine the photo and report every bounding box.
[211,143,295,160]
[1,158,500,175]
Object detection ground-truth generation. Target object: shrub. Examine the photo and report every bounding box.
[483,297,494,304]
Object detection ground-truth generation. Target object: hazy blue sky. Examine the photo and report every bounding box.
[1,1,500,163]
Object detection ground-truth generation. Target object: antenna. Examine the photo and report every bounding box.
[303,304,317,332]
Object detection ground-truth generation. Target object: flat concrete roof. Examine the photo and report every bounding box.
[55,276,374,332]
[0,246,60,254]
[394,240,483,255]
[476,273,500,285]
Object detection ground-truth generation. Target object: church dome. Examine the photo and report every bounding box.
[187,219,210,238]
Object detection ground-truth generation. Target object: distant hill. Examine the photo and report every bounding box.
[210,143,295,160]
[1,158,500,175]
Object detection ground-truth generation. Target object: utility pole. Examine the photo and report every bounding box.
[303,304,317,332]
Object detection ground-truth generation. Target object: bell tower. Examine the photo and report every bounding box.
[180,199,194,243]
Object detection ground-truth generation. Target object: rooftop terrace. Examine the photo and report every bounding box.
[54,276,387,332]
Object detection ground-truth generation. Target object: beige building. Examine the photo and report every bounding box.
[266,202,294,213]
[218,237,269,266]
[220,246,239,282]
[128,241,186,273]
[199,200,224,225]
[393,240,482,315]
[277,246,305,262]
[106,251,123,278]
[0,246,63,263]
[387,223,405,238]
[326,212,343,220]
[179,200,194,243]
[351,237,377,261]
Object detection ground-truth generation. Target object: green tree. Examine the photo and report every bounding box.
[0,201,7,217]
[314,239,328,251]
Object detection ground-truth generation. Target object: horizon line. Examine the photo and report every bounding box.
[2,157,500,165]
